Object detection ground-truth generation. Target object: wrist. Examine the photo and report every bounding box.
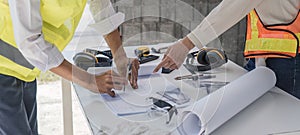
[84,74,98,93]
[73,69,98,93]
[114,53,128,66]
[113,49,127,59]
[181,37,195,50]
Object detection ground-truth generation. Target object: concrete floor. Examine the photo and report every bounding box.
[37,80,91,135]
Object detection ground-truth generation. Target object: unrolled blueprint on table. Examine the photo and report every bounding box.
[87,64,179,116]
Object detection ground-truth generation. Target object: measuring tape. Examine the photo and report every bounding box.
[135,46,150,57]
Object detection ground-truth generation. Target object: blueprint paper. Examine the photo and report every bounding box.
[87,66,178,116]
[100,75,179,116]
[178,67,276,135]
[138,63,162,76]
[100,94,148,116]
[116,74,178,107]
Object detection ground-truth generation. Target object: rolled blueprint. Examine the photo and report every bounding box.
[178,67,276,135]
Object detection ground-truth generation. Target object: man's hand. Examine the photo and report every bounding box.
[128,58,140,89]
[88,70,128,97]
[50,60,128,97]
[114,57,140,89]
[153,41,191,72]
[153,37,195,72]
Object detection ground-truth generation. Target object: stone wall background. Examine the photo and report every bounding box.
[112,0,246,66]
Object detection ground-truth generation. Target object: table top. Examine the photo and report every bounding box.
[71,45,300,135]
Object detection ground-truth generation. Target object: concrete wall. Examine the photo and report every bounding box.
[112,0,246,66]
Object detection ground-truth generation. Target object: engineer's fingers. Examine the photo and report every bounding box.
[169,64,178,70]
[106,89,115,97]
[130,63,139,89]
[153,57,169,72]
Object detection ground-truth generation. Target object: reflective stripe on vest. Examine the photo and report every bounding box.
[0,0,87,82]
[0,41,40,82]
[0,39,39,82]
[244,10,300,58]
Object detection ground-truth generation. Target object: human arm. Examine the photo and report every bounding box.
[50,60,126,96]
[153,37,194,72]
[88,0,139,88]
[154,0,264,71]
[104,30,140,89]
[8,0,125,96]
[7,0,64,71]
[187,0,263,48]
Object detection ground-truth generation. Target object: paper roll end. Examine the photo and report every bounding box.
[177,112,202,135]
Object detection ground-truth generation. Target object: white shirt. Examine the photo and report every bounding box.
[8,0,124,71]
[187,0,300,49]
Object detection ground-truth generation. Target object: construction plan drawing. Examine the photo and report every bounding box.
[87,64,178,116]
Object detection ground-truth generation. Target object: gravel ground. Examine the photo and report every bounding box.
[37,80,91,135]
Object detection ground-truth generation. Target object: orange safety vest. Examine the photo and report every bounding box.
[244,10,300,58]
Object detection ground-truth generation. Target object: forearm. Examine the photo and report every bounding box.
[50,60,96,91]
[104,29,126,58]
[182,37,196,50]
[104,29,140,89]
[88,0,126,57]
